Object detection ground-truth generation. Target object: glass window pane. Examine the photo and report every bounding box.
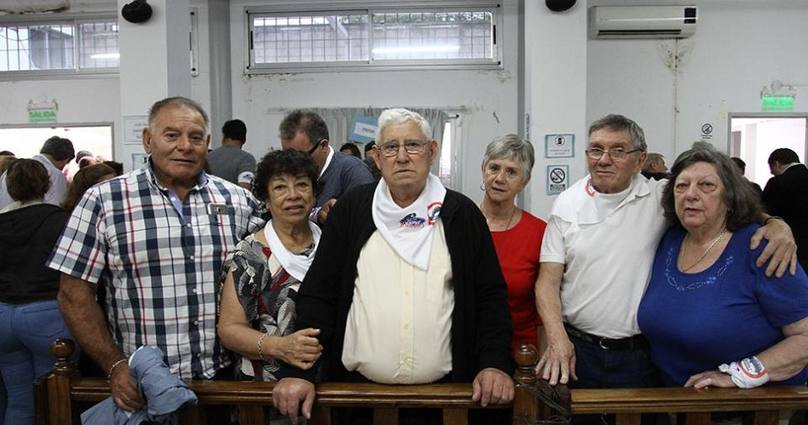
[0,23,76,71]
[79,21,119,69]
[370,11,494,61]
[252,13,369,64]
[0,20,117,72]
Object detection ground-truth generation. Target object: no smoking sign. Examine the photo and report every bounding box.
[546,165,569,195]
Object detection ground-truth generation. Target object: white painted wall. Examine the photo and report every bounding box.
[587,0,808,161]
[227,0,521,200]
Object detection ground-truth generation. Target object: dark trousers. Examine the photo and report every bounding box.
[568,332,662,425]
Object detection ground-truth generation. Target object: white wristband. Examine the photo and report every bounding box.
[718,356,770,388]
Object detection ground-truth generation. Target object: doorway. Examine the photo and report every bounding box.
[728,114,808,188]
[0,124,114,179]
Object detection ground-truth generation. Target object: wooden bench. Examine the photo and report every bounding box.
[35,339,808,425]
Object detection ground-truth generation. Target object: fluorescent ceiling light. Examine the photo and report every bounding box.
[372,45,459,54]
[90,53,119,60]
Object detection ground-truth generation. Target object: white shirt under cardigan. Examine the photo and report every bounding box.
[342,221,454,384]
[540,174,667,339]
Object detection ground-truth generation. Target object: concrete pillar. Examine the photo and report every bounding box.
[117,0,191,171]
[524,1,588,218]
[206,0,232,148]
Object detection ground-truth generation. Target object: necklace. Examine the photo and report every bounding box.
[482,204,518,231]
[680,229,727,272]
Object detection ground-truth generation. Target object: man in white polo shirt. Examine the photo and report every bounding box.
[535,114,797,398]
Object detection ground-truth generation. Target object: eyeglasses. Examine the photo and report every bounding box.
[379,140,429,157]
[306,140,325,156]
[585,147,643,161]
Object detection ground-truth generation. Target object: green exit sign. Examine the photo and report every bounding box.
[28,108,57,123]
[762,95,795,112]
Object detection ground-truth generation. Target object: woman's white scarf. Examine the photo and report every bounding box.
[372,173,446,270]
[264,219,322,282]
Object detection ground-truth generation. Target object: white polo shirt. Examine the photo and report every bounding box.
[540,174,668,338]
[342,221,454,384]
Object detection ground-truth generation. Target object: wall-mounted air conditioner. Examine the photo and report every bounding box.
[589,6,698,39]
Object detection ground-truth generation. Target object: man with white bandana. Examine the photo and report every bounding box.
[273,108,514,425]
[535,115,798,401]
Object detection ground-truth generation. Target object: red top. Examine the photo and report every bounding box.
[490,210,547,352]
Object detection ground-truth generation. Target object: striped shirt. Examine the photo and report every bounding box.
[48,165,264,379]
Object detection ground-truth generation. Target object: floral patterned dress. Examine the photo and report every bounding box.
[223,232,302,381]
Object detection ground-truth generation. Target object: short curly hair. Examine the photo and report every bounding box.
[6,159,51,203]
[252,149,319,203]
[662,142,763,231]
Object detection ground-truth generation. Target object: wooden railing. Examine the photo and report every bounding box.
[35,339,808,425]
[571,387,808,425]
[34,339,551,425]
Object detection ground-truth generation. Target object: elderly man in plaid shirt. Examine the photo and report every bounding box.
[49,97,264,412]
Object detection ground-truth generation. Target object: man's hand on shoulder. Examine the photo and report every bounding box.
[272,377,316,425]
[472,368,514,407]
[317,198,337,224]
[751,217,798,277]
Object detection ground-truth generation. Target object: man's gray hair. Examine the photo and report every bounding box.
[643,153,665,172]
[148,96,209,129]
[482,134,535,181]
[376,108,431,142]
[589,114,647,151]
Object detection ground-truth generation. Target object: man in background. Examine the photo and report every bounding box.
[731,157,763,197]
[762,148,808,271]
[363,141,381,182]
[208,119,257,190]
[280,110,373,224]
[641,152,668,180]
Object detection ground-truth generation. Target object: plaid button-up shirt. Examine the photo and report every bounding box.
[48,165,264,379]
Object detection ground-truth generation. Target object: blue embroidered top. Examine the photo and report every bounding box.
[638,224,808,387]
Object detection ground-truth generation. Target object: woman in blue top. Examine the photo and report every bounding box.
[638,142,808,389]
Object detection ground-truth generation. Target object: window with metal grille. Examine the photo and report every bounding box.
[79,21,119,69]
[252,13,369,64]
[371,11,493,61]
[0,18,117,73]
[247,6,499,72]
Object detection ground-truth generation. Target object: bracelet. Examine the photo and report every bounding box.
[763,216,783,225]
[108,358,127,379]
[257,333,269,361]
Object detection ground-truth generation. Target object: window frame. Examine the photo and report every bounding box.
[245,2,503,74]
[0,13,118,79]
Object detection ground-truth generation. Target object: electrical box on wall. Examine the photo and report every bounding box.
[589,6,698,39]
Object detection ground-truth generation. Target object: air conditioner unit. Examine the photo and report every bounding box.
[589,6,698,39]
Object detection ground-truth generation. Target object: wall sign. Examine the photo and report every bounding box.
[27,99,58,124]
[546,164,569,195]
[700,123,713,140]
[545,134,575,158]
[349,114,378,144]
[124,115,149,145]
